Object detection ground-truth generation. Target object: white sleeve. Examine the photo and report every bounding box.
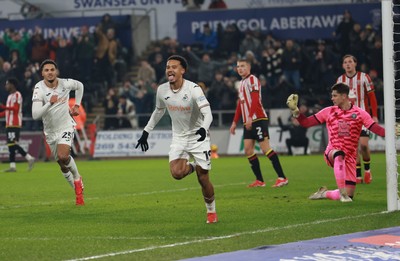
[144,107,166,133]
[32,101,51,120]
[192,85,212,130]
[200,105,213,130]
[69,79,84,106]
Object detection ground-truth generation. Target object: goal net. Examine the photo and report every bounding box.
[382,0,400,211]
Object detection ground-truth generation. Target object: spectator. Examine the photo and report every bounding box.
[207,71,225,111]
[29,27,50,64]
[54,37,74,78]
[278,116,309,156]
[216,23,241,59]
[99,13,116,34]
[151,53,166,83]
[281,39,302,92]
[186,46,227,86]
[0,62,14,104]
[311,40,337,94]
[73,25,95,83]
[3,28,30,64]
[368,38,383,79]
[94,25,118,87]
[333,9,355,55]
[117,94,136,129]
[244,50,262,77]
[194,24,218,52]
[8,49,25,80]
[208,0,227,9]
[137,59,156,85]
[239,30,261,58]
[261,46,282,91]
[349,23,367,65]
[103,88,119,130]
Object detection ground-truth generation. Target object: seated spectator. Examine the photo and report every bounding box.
[278,115,309,155]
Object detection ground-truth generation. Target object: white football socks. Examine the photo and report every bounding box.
[62,171,74,188]
[66,156,81,181]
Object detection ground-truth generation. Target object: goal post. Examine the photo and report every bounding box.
[381,0,400,211]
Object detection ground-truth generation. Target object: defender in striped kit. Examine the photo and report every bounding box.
[230,59,288,188]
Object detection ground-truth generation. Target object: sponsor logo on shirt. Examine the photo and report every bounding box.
[168,105,191,111]
[165,96,170,100]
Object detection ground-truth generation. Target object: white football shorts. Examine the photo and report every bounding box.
[169,136,212,170]
[45,128,75,160]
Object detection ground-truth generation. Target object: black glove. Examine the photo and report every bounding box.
[195,127,206,142]
[135,130,149,151]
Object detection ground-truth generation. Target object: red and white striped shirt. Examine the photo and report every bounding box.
[336,72,378,118]
[0,91,23,128]
[233,74,268,125]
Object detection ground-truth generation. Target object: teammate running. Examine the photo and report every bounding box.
[32,59,85,205]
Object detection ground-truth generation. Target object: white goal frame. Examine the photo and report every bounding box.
[382,0,399,211]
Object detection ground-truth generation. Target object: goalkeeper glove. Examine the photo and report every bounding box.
[396,123,400,137]
[286,94,300,117]
[135,130,149,152]
[195,127,206,142]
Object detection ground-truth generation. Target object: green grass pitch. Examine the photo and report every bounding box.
[0,153,399,260]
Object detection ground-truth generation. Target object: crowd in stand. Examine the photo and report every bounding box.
[0,13,130,130]
[0,7,385,131]
[107,9,383,130]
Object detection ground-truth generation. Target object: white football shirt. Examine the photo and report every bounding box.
[147,79,209,139]
[32,78,82,134]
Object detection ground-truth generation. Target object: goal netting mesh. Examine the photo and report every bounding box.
[382,0,400,211]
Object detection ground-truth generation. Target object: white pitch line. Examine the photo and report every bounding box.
[64,211,389,261]
[0,182,246,210]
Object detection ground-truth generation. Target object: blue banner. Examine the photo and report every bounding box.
[0,15,132,48]
[177,3,381,44]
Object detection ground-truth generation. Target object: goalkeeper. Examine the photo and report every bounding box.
[286,83,389,202]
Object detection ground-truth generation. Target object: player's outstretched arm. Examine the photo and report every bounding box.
[286,94,300,117]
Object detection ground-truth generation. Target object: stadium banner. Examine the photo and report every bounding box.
[177,3,381,44]
[93,126,391,158]
[93,130,172,158]
[226,126,391,155]
[0,15,132,48]
[0,132,43,161]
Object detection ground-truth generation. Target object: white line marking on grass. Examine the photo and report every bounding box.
[1,236,205,241]
[0,182,246,210]
[64,211,390,261]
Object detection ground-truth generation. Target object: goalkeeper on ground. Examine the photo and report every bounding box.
[286,82,388,202]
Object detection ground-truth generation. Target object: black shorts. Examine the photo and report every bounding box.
[360,129,370,137]
[243,120,270,142]
[6,127,21,145]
